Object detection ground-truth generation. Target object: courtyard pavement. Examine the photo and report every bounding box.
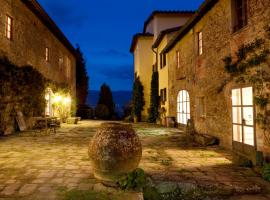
[0,120,269,200]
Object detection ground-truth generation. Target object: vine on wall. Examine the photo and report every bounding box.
[221,26,270,145]
[0,56,72,134]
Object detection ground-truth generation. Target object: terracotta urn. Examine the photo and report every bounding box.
[88,123,142,185]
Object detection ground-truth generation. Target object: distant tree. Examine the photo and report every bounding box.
[97,83,115,118]
[95,104,110,120]
[122,101,132,118]
[132,75,145,122]
[75,45,89,116]
[148,71,159,123]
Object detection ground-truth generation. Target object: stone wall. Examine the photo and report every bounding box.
[0,0,76,135]
[167,0,270,157]
[0,0,76,95]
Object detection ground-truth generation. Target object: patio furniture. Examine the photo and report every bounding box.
[47,117,59,134]
[32,117,60,135]
[32,117,47,136]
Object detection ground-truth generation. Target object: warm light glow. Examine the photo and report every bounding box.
[53,95,62,103]
[63,97,71,105]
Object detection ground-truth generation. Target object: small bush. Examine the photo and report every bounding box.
[124,115,133,123]
[262,163,270,182]
[95,104,110,120]
[143,187,162,200]
[118,168,146,191]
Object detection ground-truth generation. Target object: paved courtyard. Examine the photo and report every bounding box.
[0,120,270,199]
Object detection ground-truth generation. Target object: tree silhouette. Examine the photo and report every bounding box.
[97,83,115,118]
[75,45,89,108]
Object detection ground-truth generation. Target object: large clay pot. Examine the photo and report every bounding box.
[88,123,142,185]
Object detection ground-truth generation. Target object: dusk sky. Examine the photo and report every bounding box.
[38,0,204,91]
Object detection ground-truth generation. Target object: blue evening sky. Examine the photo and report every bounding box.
[38,0,204,91]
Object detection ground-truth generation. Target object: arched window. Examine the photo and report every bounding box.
[177,90,190,125]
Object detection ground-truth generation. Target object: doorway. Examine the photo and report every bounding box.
[232,87,256,159]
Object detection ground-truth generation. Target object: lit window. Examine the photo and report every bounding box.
[198,31,203,55]
[233,0,248,32]
[45,47,49,62]
[5,15,13,40]
[176,51,180,68]
[232,87,254,146]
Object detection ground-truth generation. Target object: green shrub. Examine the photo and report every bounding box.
[262,163,270,182]
[132,75,145,122]
[118,168,146,191]
[124,115,133,123]
[143,187,161,200]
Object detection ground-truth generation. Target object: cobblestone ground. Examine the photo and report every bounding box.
[0,120,269,200]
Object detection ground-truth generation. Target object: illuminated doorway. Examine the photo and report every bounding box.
[177,90,190,125]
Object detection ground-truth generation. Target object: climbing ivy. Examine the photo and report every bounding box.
[221,25,270,146]
[0,56,72,134]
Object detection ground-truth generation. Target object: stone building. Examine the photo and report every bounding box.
[132,0,270,163]
[0,0,76,118]
[130,11,194,120]
[162,0,270,163]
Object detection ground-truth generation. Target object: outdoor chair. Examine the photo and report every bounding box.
[32,119,47,136]
[47,117,60,134]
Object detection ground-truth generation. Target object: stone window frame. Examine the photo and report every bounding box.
[231,0,248,33]
[5,15,13,40]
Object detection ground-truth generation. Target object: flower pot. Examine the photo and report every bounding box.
[88,123,142,186]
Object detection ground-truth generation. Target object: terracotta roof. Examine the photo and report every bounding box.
[130,33,154,53]
[21,0,76,56]
[152,26,182,48]
[143,10,195,33]
[163,0,218,53]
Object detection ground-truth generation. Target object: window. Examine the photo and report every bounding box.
[177,90,190,125]
[5,15,13,40]
[160,88,167,103]
[176,51,180,68]
[163,54,166,67]
[160,54,163,69]
[66,57,71,79]
[233,0,248,32]
[197,97,206,118]
[59,57,63,68]
[160,53,166,69]
[198,31,203,55]
[232,87,255,146]
[45,47,49,62]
